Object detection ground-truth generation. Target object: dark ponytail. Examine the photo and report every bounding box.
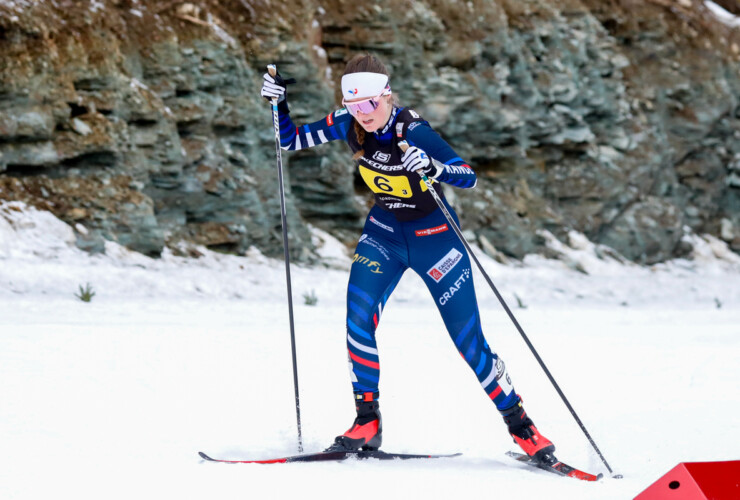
[353,121,367,159]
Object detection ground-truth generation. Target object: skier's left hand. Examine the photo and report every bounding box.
[401,146,442,179]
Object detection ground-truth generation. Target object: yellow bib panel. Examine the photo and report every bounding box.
[358,165,430,198]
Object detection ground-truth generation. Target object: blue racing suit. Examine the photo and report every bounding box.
[277,100,519,411]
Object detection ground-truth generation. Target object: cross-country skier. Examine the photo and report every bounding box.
[261,53,556,462]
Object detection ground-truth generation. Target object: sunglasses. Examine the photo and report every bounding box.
[342,94,384,116]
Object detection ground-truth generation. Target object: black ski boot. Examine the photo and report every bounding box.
[500,397,556,464]
[325,392,382,452]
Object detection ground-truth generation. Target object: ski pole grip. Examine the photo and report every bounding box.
[398,141,431,181]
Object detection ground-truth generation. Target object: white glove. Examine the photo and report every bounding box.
[261,73,286,102]
[401,146,442,179]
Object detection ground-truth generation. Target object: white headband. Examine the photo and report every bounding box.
[341,72,391,100]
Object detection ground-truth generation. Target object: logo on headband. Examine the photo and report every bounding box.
[347,88,358,96]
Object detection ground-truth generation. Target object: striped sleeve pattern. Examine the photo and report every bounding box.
[437,162,477,188]
[405,121,477,189]
[276,101,352,151]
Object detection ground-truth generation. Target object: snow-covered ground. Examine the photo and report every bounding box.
[705,0,740,28]
[1,201,739,500]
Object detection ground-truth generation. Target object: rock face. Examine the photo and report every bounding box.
[0,0,738,263]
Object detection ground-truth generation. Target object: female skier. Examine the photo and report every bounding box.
[261,54,555,462]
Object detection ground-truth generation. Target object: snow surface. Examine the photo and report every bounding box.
[705,0,740,27]
[1,201,739,500]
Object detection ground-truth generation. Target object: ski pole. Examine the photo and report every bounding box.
[398,142,619,477]
[268,64,303,453]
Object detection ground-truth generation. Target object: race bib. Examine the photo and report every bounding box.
[359,165,413,198]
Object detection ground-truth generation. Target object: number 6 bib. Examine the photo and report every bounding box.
[359,165,428,198]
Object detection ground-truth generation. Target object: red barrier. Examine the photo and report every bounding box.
[634,460,740,500]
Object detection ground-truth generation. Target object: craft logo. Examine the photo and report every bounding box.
[438,268,471,306]
[426,248,463,283]
[409,109,420,119]
[415,224,448,237]
[369,216,394,232]
[372,151,391,163]
[353,253,383,274]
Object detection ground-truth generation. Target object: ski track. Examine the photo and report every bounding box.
[1,202,739,499]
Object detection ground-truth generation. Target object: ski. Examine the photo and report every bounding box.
[506,451,602,481]
[198,450,461,464]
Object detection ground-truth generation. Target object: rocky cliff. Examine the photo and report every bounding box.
[1,0,739,263]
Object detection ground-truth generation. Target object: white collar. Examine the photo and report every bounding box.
[378,106,398,136]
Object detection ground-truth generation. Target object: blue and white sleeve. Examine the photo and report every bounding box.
[405,122,477,189]
[276,101,353,151]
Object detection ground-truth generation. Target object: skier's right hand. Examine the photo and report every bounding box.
[261,72,286,102]
[261,70,292,103]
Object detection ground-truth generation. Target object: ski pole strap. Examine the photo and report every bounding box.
[355,391,380,402]
[267,64,297,85]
